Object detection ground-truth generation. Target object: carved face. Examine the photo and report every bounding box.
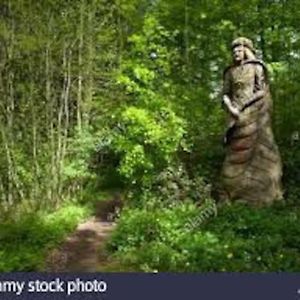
[232,45,245,63]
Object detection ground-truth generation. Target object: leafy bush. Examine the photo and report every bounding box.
[63,126,101,193]
[107,201,300,272]
[112,106,185,188]
[107,199,217,271]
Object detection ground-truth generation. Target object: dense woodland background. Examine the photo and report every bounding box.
[0,0,300,272]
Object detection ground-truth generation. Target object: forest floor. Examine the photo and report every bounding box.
[45,199,121,272]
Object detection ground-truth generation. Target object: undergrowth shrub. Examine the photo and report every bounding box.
[112,106,185,190]
[0,203,90,271]
[107,201,300,272]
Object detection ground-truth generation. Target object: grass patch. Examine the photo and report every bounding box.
[0,202,91,271]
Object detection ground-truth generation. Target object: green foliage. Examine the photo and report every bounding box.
[63,126,99,183]
[0,203,90,271]
[125,166,212,209]
[112,106,185,186]
[107,202,300,272]
[109,15,186,191]
[107,200,203,271]
[63,126,107,196]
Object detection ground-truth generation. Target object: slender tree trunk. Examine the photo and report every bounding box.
[116,1,124,65]
[6,1,15,205]
[29,62,40,204]
[1,127,24,204]
[45,45,56,203]
[84,4,94,126]
[77,1,84,131]
[184,0,189,66]
[56,45,72,205]
[61,49,71,167]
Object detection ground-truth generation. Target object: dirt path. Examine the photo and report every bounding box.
[45,200,120,272]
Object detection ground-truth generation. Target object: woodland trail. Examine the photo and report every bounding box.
[45,200,120,272]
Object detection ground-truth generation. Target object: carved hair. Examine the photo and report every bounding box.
[232,37,255,53]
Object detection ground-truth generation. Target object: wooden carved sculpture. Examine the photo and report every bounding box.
[220,37,283,205]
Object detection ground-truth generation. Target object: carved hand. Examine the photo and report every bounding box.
[229,105,240,118]
[223,95,240,119]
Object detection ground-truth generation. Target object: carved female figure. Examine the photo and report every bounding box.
[221,37,282,205]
